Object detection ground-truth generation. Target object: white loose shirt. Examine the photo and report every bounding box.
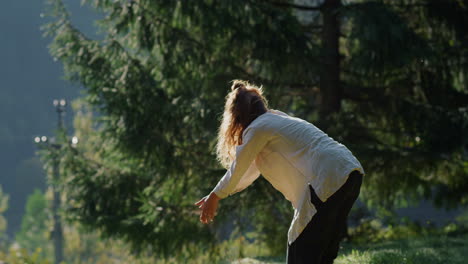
[212,109,365,245]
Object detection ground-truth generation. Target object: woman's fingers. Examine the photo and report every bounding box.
[195,194,217,224]
[200,207,215,224]
[194,197,206,206]
[201,212,211,224]
[201,215,213,224]
[200,212,205,223]
[201,208,208,223]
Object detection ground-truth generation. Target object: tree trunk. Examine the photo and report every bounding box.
[320,0,342,117]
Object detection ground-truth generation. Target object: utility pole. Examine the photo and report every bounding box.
[34,99,78,264]
[51,99,65,264]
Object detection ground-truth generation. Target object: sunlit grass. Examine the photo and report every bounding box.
[2,232,466,263]
[230,234,468,264]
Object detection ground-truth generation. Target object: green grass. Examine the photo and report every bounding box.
[231,234,468,264]
[336,234,468,264]
[2,233,466,263]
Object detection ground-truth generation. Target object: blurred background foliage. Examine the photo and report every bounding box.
[38,0,468,258]
[14,189,52,258]
[0,186,9,249]
[1,0,467,262]
[0,0,98,240]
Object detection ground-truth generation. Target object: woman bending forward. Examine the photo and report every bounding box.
[196,80,364,264]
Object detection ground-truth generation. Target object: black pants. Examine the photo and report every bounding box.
[286,170,363,264]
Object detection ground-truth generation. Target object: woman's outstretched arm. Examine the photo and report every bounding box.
[196,126,271,224]
[211,126,270,198]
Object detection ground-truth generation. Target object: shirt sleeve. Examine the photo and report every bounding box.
[212,126,271,198]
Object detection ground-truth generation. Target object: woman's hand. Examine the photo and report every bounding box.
[195,192,220,224]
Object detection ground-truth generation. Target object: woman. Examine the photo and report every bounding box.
[195,80,364,264]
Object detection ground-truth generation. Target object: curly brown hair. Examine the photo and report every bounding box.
[216,80,268,168]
